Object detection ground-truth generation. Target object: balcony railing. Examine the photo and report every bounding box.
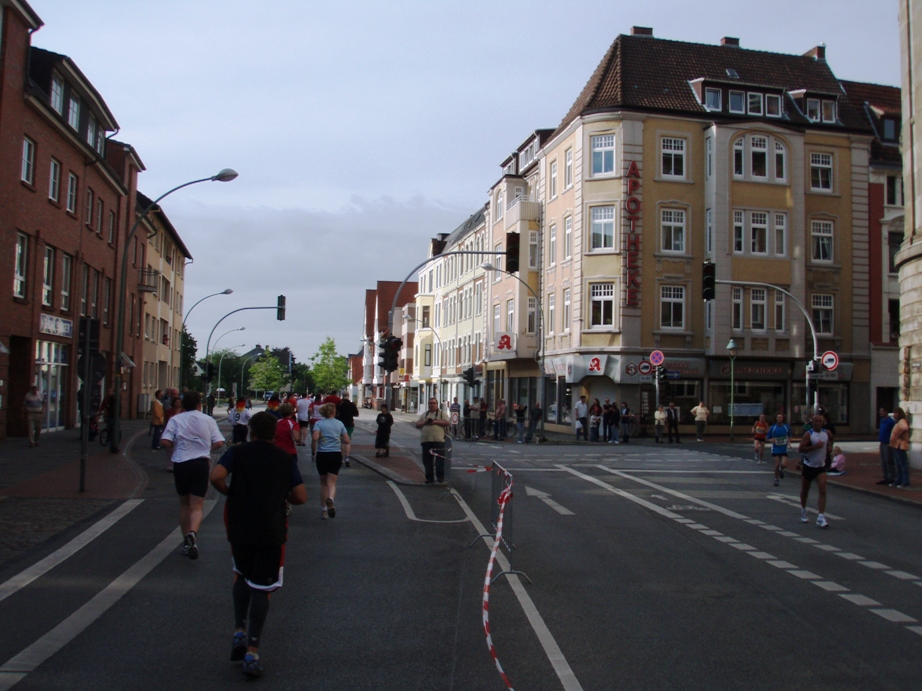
[138,267,159,294]
[505,197,541,229]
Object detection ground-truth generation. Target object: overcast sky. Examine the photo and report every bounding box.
[31,0,903,365]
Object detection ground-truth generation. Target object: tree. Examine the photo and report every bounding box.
[180,327,199,391]
[247,348,288,394]
[290,362,315,395]
[211,348,244,397]
[309,337,349,394]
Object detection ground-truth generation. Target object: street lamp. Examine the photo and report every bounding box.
[727,338,738,442]
[177,288,233,392]
[211,327,246,356]
[111,169,238,452]
[240,347,263,399]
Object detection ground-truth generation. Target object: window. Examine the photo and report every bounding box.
[493,242,502,281]
[661,208,686,253]
[565,149,573,188]
[774,213,787,256]
[108,210,116,244]
[424,344,431,367]
[85,189,94,227]
[883,119,898,141]
[733,210,744,253]
[886,175,902,206]
[528,231,538,269]
[705,300,713,331]
[14,233,28,298]
[548,224,557,266]
[549,160,557,199]
[42,246,54,307]
[45,159,62,203]
[564,217,572,259]
[90,270,99,318]
[591,206,615,250]
[729,90,745,113]
[590,283,615,327]
[822,100,836,123]
[750,212,767,254]
[103,277,111,325]
[750,137,767,178]
[660,286,685,329]
[806,98,821,122]
[86,113,97,148]
[765,94,782,117]
[493,304,501,337]
[506,299,515,333]
[51,73,64,113]
[810,153,832,190]
[563,288,571,330]
[747,92,763,115]
[811,220,834,262]
[67,173,78,213]
[96,199,104,234]
[495,190,503,221]
[812,294,834,334]
[706,137,712,178]
[591,134,615,175]
[734,139,744,177]
[21,138,35,184]
[475,282,482,315]
[774,141,786,180]
[527,297,537,334]
[548,292,556,334]
[774,291,785,332]
[68,95,80,130]
[80,264,88,315]
[889,232,902,273]
[706,208,713,254]
[61,254,72,310]
[705,88,721,111]
[661,137,685,178]
[750,288,766,330]
[732,287,743,330]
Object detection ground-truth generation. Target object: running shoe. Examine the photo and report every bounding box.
[773,479,779,487]
[231,632,247,663]
[242,653,263,678]
[180,536,191,557]
[800,508,808,523]
[320,509,328,520]
[816,514,829,529]
[779,468,785,479]
[326,498,336,518]
[344,459,351,467]
[186,532,198,560]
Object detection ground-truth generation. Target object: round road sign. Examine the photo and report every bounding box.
[821,351,839,371]
[649,350,665,367]
[638,361,653,375]
[625,362,638,376]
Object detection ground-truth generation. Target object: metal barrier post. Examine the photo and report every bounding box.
[468,461,530,584]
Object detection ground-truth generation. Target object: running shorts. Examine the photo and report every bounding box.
[173,457,210,497]
[315,451,343,476]
[232,543,285,591]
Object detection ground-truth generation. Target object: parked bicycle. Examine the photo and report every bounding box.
[482,413,516,440]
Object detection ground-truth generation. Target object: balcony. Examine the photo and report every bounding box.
[138,268,160,294]
[504,197,541,230]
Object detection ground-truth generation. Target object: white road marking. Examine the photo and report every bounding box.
[385,482,468,523]
[0,500,216,690]
[0,499,144,604]
[870,609,918,623]
[765,494,845,520]
[886,571,920,580]
[814,581,849,592]
[524,486,575,515]
[841,594,881,606]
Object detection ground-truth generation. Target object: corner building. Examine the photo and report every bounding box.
[539,28,873,434]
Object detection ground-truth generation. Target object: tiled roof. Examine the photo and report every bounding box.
[556,34,871,135]
[839,80,902,165]
[442,207,486,248]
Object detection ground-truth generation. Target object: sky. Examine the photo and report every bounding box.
[30,0,903,365]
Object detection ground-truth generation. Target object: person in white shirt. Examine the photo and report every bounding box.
[574,395,588,442]
[161,391,225,559]
[296,392,312,446]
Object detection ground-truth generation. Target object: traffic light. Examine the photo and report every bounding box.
[656,366,667,385]
[377,337,388,371]
[385,337,402,373]
[506,232,521,273]
[277,295,286,321]
[702,262,716,301]
[204,362,216,382]
[463,367,479,387]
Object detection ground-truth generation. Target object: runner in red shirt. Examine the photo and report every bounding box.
[274,403,300,461]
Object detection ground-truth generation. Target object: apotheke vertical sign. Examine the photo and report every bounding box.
[624,160,641,307]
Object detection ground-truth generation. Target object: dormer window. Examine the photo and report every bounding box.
[705,88,721,111]
[726,68,739,79]
[68,95,80,130]
[729,90,745,114]
[883,118,898,141]
[806,98,821,122]
[51,73,64,114]
[747,93,763,115]
[822,100,836,123]
[86,113,96,148]
[766,94,782,117]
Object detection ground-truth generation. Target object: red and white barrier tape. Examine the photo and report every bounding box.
[482,476,515,690]
[428,449,492,472]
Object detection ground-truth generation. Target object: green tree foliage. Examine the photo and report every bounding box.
[180,327,200,392]
[247,348,289,393]
[211,348,245,398]
[290,362,315,395]
[309,337,349,394]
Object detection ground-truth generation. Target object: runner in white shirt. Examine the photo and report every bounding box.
[308,394,324,459]
[161,391,225,559]
[296,393,312,446]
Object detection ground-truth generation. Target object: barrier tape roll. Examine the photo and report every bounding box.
[482,473,515,690]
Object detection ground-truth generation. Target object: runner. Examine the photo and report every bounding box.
[295,392,312,446]
[751,414,769,463]
[335,394,359,467]
[230,397,252,445]
[797,414,833,528]
[767,413,792,487]
[312,403,351,519]
[210,411,307,678]
[160,391,225,558]
[308,393,324,460]
[273,403,300,461]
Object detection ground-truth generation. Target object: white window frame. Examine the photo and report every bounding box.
[493,304,501,337]
[729,90,745,114]
[21,137,35,184]
[14,233,28,298]
[733,138,744,177]
[774,291,786,332]
[732,287,743,330]
[495,190,503,221]
[547,292,556,335]
[527,297,537,334]
[765,94,782,117]
[51,73,64,114]
[733,210,745,253]
[806,98,821,122]
[49,158,61,201]
[590,206,616,251]
[750,212,768,254]
[506,299,515,333]
[548,224,557,267]
[85,189,94,227]
[68,95,80,130]
[86,113,96,148]
[493,242,503,281]
[589,283,615,328]
[660,285,685,330]
[750,136,768,179]
[564,217,572,259]
[810,152,833,191]
[661,208,686,253]
[750,288,766,330]
[528,231,538,269]
[108,210,116,244]
[42,246,54,307]
[661,137,686,179]
[562,288,571,331]
[66,173,77,213]
[812,294,834,335]
[822,100,836,123]
[747,92,763,115]
[811,219,834,262]
[549,160,557,199]
[61,254,72,311]
[774,213,787,256]
[591,134,615,176]
[565,149,573,188]
[774,141,787,180]
[96,198,104,235]
[705,88,721,111]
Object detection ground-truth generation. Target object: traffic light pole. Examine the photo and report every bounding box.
[204,304,284,395]
[715,279,820,417]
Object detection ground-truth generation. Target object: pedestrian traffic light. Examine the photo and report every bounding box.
[702,262,716,301]
[463,367,479,387]
[277,295,286,321]
[506,232,521,273]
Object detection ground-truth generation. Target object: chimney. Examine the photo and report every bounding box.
[631,26,653,37]
[803,43,826,60]
[720,37,740,47]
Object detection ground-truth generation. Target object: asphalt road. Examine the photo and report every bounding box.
[1,419,920,690]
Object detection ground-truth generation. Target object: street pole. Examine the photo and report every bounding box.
[204,305,281,395]
[111,169,237,453]
[240,353,261,399]
[178,288,233,392]
[727,338,738,442]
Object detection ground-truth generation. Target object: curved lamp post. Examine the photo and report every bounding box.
[240,349,263,399]
[177,288,233,392]
[211,327,246,356]
[727,338,738,442]
[111,168,238,452]
[217,344,246,401]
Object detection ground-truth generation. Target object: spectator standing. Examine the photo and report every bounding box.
[529,402,542,442]
[375,404,394,457]
[666,402,680,443]
[151,389,165,450]
[601,398,612,442]
[312,403,351,518]
[889,407,911,488]
[23,385,45,448]
[620,402,633,443]
[608,403,621,444]
[514,403,527,444]
[574,395,588,442]
[449,397,461,437]
[653,405,666,443]
[210,411,307,678]
[478,398,488,439]
[690,401,709,441]
[877,407,896,485]
[336,394,359,467]
[415,396,449,484]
